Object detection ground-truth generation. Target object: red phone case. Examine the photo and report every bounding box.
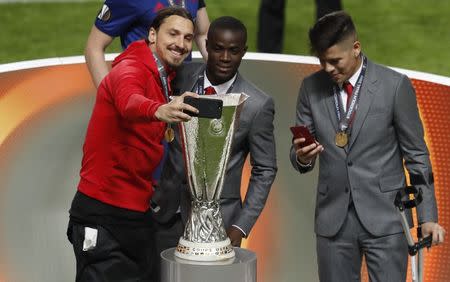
[290,126,315,146]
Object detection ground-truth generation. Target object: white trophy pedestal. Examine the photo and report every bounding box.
[161,247,257,282]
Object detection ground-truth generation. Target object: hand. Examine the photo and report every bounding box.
[154,92,199,123]
[293,138,324,165]
[421,222,445,245]
[227,226,244,247]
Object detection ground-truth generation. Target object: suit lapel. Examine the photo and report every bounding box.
[348,60,379,150]
[231,73,244,93]
[319,74,340,137]
[185,64,205,93]
[324,88,339,132]
[227,73,247,127]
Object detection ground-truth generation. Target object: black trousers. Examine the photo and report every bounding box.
[257,0,286,53]
[67,221,157,282]
[152,214,184,282]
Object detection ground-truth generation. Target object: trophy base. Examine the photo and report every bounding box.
[162,247,256,282]
[174,237,235,262]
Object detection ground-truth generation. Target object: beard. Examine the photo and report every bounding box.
[157,45,189,69]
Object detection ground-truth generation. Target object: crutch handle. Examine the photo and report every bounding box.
[408,235,432,256]
[394,186,423,211]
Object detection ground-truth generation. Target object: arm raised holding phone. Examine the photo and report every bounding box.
[155,92,200,123]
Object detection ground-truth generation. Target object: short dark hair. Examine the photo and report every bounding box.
[207,16,247,43]
[309,11,357,55]
[151,7,194,31]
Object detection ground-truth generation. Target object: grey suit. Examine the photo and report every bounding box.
[154,62,277,238]
[290,59,437,281]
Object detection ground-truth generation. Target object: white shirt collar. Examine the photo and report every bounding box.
[204,70,237,94]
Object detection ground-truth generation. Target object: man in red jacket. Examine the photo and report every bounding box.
[66,7,198,282]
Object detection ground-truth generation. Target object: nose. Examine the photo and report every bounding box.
[220,50,231,62]
[175,35,185,49]
[323,62,334,73]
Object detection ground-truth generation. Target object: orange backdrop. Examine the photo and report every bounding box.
[0,60,449,281]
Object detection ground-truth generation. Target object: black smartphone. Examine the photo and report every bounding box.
[184,97,223,119]
[290,125,316,146]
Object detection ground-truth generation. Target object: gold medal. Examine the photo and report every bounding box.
[335,132,348,147]
[165,126,175,143]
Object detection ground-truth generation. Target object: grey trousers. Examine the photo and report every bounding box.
[316,204,408,282]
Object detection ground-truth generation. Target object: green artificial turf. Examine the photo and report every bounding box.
[0,0,449,76]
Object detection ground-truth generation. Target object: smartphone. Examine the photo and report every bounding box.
[184,97,223,119]
[290,125,316,146]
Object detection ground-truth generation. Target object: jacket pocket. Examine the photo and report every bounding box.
[113,144,152,176]
[379,173,405,192]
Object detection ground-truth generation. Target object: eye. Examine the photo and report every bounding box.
[231,48,241,55]
[329,59,340,65]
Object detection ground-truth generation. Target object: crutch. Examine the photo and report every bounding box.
[394,186,433,282]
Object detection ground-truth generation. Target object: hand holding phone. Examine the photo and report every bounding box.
[290,125,316,147]
[184,97,223,119]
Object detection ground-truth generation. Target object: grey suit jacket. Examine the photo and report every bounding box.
[154,62,277,235]
[290,59,438,237]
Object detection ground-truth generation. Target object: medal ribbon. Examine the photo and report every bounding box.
[333,55,367,133]
[153,52,176,144]
[153,53,169,101]
[196,73,205,95]
[152,52,173,181]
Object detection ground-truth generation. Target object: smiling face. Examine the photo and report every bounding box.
[205,28,247,85]
[148,15,194,69]
[318,37,362,84]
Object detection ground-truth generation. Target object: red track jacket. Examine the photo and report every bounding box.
[78,40,174,212]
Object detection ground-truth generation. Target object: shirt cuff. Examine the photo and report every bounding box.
[296,157,312,168]
[232,224,247,237]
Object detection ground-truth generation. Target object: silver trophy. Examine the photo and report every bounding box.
[175,93,248,262]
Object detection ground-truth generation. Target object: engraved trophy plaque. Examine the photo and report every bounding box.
[175,93,248,262]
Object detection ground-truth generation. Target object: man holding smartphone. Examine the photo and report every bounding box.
[152,16,277,259]
[290,11,444,281]
[67,7,199,281]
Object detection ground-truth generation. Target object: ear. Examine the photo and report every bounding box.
[242,45,248,56]
[353,41,361,58]
[148,27,157,44]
